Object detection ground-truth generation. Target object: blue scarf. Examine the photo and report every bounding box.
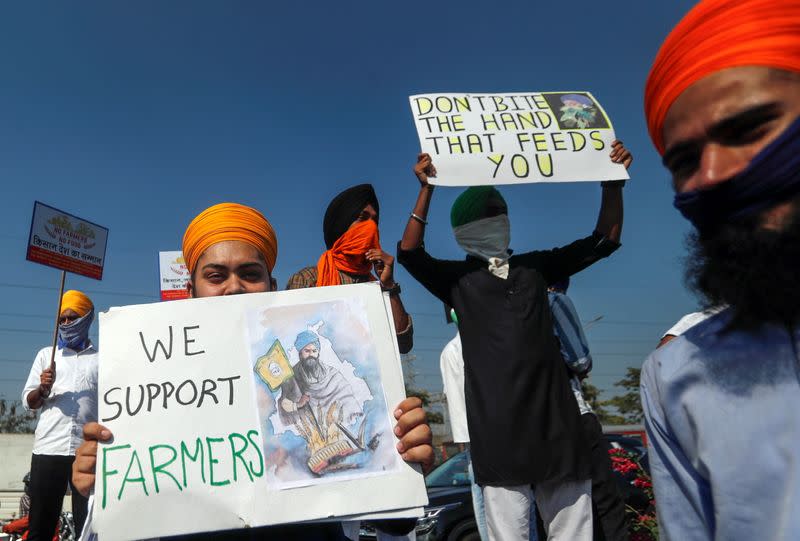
[57,309,93,351]
[674,116,800,233]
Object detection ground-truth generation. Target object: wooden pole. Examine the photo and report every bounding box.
[48,270,66,372]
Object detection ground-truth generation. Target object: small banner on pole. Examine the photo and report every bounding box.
[26,201,109,280]
[158,251,190,301]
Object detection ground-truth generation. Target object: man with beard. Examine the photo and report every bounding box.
[279,330,362,429]
[398,142,632,541]
[640,1,800,539]
[72,203,433,540]
[286,184,413,354]
[22,290,98,540]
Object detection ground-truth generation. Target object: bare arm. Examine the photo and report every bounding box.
[594,140,632,243]
[26,387,48,410]
[400,153,436,251]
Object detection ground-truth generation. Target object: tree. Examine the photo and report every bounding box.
[404,385,445,425]
[602,367,644,424]
[581,380,625,425]
[404,386,430,407]
[0,399,36,433]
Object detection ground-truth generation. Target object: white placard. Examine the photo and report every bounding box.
[409,92,629,186]
[95,283,426,540]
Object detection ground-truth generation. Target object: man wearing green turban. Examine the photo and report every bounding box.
[398,144,631,541]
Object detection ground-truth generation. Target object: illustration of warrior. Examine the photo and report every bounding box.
[277,330,366,474]
[559,93,598,129]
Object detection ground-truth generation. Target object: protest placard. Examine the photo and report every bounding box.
[409,92,630,186]
[26,201,109,280]
[95,283,426,540]
[158,251,190,301]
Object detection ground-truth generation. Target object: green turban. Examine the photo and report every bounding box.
[450,186,507,228]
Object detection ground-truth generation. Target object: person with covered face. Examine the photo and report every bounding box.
[22,289,98,540]
[72,203,433,540]
[398,144,631,541]
[640,1,800,539]
[285,184,413,354]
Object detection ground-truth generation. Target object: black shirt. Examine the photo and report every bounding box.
[398,233,619,486]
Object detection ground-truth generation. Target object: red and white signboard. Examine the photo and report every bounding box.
[26,201,109,280]
[158,250,190,301]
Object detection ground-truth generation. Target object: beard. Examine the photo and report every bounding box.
[300,355,323,378]
[684,206,800,331]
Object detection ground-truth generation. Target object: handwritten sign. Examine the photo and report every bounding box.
[158,251,190,301]
[95,283,426,541]
[409,92,629,186]
[26,201,109,279]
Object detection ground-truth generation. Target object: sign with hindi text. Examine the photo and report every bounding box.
[26,201,109,279]
[159,251,190,301]
[409,92,629,186]
[95,283,426,540]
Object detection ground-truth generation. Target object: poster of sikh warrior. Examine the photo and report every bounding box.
[269,330,368,475]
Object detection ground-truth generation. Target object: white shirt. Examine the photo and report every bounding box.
[22,343,99,456]
[440,333,470,443]
[661,307,726,339]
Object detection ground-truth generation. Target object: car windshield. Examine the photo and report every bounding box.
[425,451,471,487]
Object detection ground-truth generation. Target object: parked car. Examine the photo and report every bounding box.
[361,434,649,541]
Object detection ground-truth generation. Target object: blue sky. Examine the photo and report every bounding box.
[0,1,700,404]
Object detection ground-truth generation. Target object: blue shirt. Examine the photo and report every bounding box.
[640,309,800,541]
[548,291,593,377]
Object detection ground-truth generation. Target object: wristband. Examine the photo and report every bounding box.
[410,213,428,225]
[381,282,402,296]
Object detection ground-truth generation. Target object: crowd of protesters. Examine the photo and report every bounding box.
[16,0,800,539]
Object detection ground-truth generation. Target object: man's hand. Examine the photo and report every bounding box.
[393,397,434,474]
[39,364,55,397]
[281,398,298,413]
[414,153,437,186]
[365,249,395,288]
[72,422,113,498]
[609,139,633,170]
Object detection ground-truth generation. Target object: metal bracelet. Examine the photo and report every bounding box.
[410,212,428,225]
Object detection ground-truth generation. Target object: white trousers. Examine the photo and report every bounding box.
[483,479,592,541]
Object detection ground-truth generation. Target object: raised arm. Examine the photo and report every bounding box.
[594,140,632,243]
[400,153,437,251]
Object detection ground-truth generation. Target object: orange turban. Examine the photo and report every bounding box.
[61,290,93,317]
[645,0,800,155]
[182,203,278,274]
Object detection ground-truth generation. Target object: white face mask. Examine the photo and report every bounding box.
[453,215,511,278]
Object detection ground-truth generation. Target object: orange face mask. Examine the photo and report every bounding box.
[315,219,381,287]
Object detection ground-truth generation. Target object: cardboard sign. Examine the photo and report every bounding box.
[158,251,190,301]
[409,92,630,186]
[26,201,109,279]
[95,283,426,540]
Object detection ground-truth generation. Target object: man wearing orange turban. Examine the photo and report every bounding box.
[285,184,414,355]
[22,290,98,540]
[181,202,279,296]
[72,202,432,540]
[641,1,800,539]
